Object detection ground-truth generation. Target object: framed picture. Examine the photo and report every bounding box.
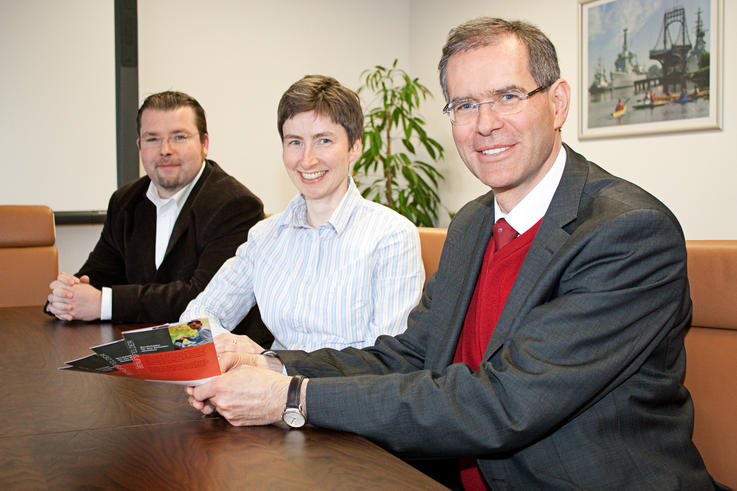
[578,0,723,139]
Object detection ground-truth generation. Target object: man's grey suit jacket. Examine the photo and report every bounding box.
[279,145,714,489]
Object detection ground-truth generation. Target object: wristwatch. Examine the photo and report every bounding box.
[282,375,307,428]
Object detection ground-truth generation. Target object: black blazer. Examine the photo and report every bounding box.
[279,145,714,489]
[77,160,264,324]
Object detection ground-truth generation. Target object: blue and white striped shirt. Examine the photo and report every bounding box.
[180,179,424,351]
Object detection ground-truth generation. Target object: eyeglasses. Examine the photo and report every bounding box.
[140,133,197,148]
[442,85,548,125]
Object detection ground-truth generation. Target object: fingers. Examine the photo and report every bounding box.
[185,366,289,426]
[234,334,264,354]
[188,394,204,410]
[79,275,90,284]
[47,281,101,322]
[214,333,264,355]
[47,292,72,308]
[191,379,217,403]
[54,312,74,321]
[49,281,74,299]
[50,273,81,299]
[188,394,207,411]
[62,283,102,321]
[49,273,79,305]
[56,313,74,321]
[217,352,248,372]
[188,395,217,414]
[46,293,75,321]
[187,386,218,415]
[57,272,81,287]
[214,332,238,353]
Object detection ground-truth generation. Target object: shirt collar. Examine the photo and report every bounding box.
[494,145,566,235]
[146,160,206,210]
[278,177,360,234]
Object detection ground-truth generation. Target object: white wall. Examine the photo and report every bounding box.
[137,0,411,215]
[0,0,117,212]
[55,0,736,274]
[409,0,736,239]
[56,0,411,273]
[56,224,102,275]
[1,0,114,275]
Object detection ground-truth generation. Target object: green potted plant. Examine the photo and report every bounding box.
[353,59,446,227]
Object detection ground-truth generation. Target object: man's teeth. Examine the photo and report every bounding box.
[301,171,326,180]
[482,146,509,156]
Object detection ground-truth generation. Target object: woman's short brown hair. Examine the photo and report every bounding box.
[277,75,363,146]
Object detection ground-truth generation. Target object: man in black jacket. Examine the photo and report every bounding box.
[47,91,266,339]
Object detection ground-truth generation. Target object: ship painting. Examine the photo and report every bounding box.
[586,1,711,98]
[582,0,715,135]
[610,28,647,89]
[650,6,709,93]
[588,58,610,93]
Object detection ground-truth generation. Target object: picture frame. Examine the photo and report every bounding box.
[578,0,723,139]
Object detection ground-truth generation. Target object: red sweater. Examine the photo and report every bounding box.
[453,220,541,490]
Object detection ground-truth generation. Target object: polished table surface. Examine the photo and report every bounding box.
[1,306,446,489]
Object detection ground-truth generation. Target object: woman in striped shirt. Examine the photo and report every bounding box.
[180,75,424,352]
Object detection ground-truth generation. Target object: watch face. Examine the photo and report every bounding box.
[283,408,306,428]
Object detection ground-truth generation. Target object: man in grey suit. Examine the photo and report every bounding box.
[187,18,717,489]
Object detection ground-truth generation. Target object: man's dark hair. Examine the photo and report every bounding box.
[137,91,208,143]
[438,17,560,102]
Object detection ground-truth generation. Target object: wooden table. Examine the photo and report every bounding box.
[0,306,446,489]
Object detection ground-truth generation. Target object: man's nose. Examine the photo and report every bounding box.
[476,103,503,135]
[159,138,174,154]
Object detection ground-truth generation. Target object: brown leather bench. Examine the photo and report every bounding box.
[418,229,736,488]
[0,205,58,307]
[683,240,737,488]
[417,227,447,284]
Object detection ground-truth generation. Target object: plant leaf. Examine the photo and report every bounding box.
[354,58,448,226]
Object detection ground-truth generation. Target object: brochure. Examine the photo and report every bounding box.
[90,338,136,376]
[60,318,220,385]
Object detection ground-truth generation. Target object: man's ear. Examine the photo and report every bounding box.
[201,132,210,158]
[549,78,571,131]
[136,137,141,150]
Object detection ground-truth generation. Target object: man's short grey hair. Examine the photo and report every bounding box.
[438,17,560,102]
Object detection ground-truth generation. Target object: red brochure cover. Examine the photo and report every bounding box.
[61,318,220,385]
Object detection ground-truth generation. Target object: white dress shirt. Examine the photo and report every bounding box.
[494,145,566,234]
[180,178,425,351]
[99,162,205,320]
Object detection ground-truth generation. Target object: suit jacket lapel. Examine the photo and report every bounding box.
[429,192,496,369]
[131,192,158,279]
[484,144,589,359]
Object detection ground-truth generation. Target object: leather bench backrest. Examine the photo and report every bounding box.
[0,205,58,307]
[683,240,737,489]
[417,227,447,284]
